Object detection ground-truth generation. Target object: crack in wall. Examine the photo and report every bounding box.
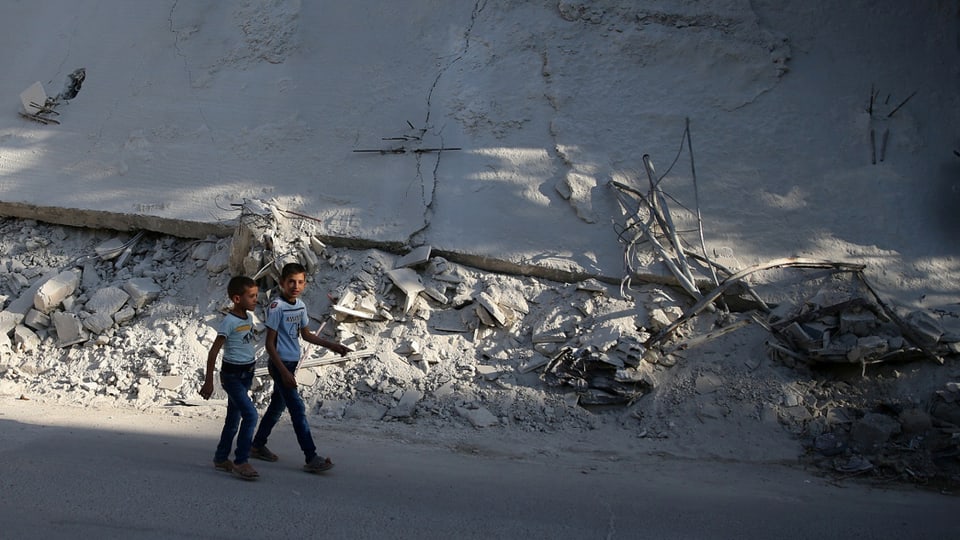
[409,0,487,248]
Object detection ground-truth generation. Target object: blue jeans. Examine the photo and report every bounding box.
[214,367,258,465]
[252,361,317,463]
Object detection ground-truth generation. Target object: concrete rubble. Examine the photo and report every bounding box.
[0,207,957,490]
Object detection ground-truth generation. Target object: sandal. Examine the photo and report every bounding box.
[304,455,334,473]
[232,462,260,481]
[214,460,234,473]
[250,445,279,462]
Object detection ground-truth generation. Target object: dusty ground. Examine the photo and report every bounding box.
[0,214,958,494]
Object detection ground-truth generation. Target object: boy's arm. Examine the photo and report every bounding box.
[301,327,352,356]
[199,336,226,399]
[267,327,298,388]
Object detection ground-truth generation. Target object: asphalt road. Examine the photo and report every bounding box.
[0,401,956,539]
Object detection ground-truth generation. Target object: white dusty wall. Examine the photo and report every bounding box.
[0,1,957,304]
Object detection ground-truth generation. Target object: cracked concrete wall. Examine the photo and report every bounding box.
[0,1,957,302]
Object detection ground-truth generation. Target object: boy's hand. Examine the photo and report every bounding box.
[199,380,214,400]
[281,369,298,389]
[328,342,351,357]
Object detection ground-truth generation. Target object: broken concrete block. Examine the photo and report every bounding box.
[517,353,550,374]
[295,368,317,386]
[343,399,387,421]
[476,292,507,327]
[847,335,888,362]
[839,309,877,337]
[6,271,54,316]
[191,241,215,261]
[123,278,161,310]
[385,268,424,314]
[648,306,682,331]
[395,245,431,269]
[476,365,501,381]
[52,311,86,346]
[319,399,346,419]
[332,290,377,321]
[206,245,230,273]
[83,312,115,334]
[86,286,130,316]
[475,304,496,327]
[114,306,136,325]
[388,388,423,418]
[14,325,40,352]
[422,285,448,304]
[395,340,421,356]
[0,311,24,335]
[782,322,816,351]
[34,270,80,313]
[577,279,607,294]
[23,309,50,331]
[433,272,462,284]
[11,273,29,289]
[299,244,319,274]
[309,236,326,256]
[456,405,499,427]
[158,375,183,391]
[905,309,943,346]
[241,249,263,278]
[81,261,100,290]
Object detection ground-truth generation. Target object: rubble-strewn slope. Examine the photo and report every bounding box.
[0,212,957,492]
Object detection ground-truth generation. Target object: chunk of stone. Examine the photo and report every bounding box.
[905,309,943,346]
[388,388,423,418]
[839,309,877,337]
[34,270,80,313]
[83,312,115,334]
[846,335,888,362]
[517,353,550,374]
[476,292,507,327]
[456,405,499,428]
[385,268,424,314]
[23,309,50,331]
[395,245,431,269]
[123,278,161,309]
[114,306,136,325]
[0,311,24,335]
[206,245,230,273]
[14,325,40,352]
[158,375,183,391]
[343,399,387,421]
[86,286,130,316]
[52,311,86,346]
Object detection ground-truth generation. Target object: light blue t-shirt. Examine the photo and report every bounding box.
[217,311,256,365]
[265,297,309,362]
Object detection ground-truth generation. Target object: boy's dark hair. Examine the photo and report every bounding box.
[280,262,307,280]
[227,276,257,298]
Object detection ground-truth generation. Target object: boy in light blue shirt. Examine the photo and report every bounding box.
[200,276,261,481]
[250,263,350,473]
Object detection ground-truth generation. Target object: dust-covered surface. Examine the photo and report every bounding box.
[1,1,959,306]
[1,214,957,494]
[1,0,959,498]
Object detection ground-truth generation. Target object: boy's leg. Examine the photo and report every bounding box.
[277,361,317,462]
[233,370,259,465]
[214,372,244,464]
[251,364,287,450]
